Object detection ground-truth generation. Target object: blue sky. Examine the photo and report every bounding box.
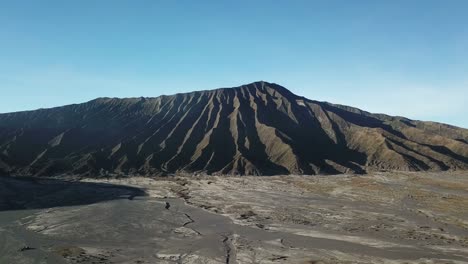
[1,1,467,128]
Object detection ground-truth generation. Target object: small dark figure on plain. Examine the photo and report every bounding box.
[165,202,170,210]
[19,246,35,252]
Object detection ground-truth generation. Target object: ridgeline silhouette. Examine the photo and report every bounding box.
[0,81,467,177]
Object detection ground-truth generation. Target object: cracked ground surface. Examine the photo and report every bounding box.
[1,171,468,263]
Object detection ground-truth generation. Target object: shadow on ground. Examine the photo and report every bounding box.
[0,176,146,211]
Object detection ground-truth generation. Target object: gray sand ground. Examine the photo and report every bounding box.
[1,171,468,263]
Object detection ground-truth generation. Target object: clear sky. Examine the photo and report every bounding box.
[1,1,467,128]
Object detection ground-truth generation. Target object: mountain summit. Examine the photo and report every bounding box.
[0,81,467,177]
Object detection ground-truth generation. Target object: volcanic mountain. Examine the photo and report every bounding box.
[0,81,467,177]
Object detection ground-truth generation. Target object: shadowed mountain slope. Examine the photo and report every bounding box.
[0,81,467,176]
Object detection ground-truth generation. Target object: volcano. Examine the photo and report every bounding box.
[0,81,467,177]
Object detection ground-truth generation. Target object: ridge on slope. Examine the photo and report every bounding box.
[0,81,467,177]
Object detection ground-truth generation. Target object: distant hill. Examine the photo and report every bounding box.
[0,81,467,177]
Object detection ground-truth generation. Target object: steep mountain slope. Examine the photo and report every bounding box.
[0,81,467,176]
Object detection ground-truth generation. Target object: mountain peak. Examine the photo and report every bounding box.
[206,81,297,100]
[0,82,467,177]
